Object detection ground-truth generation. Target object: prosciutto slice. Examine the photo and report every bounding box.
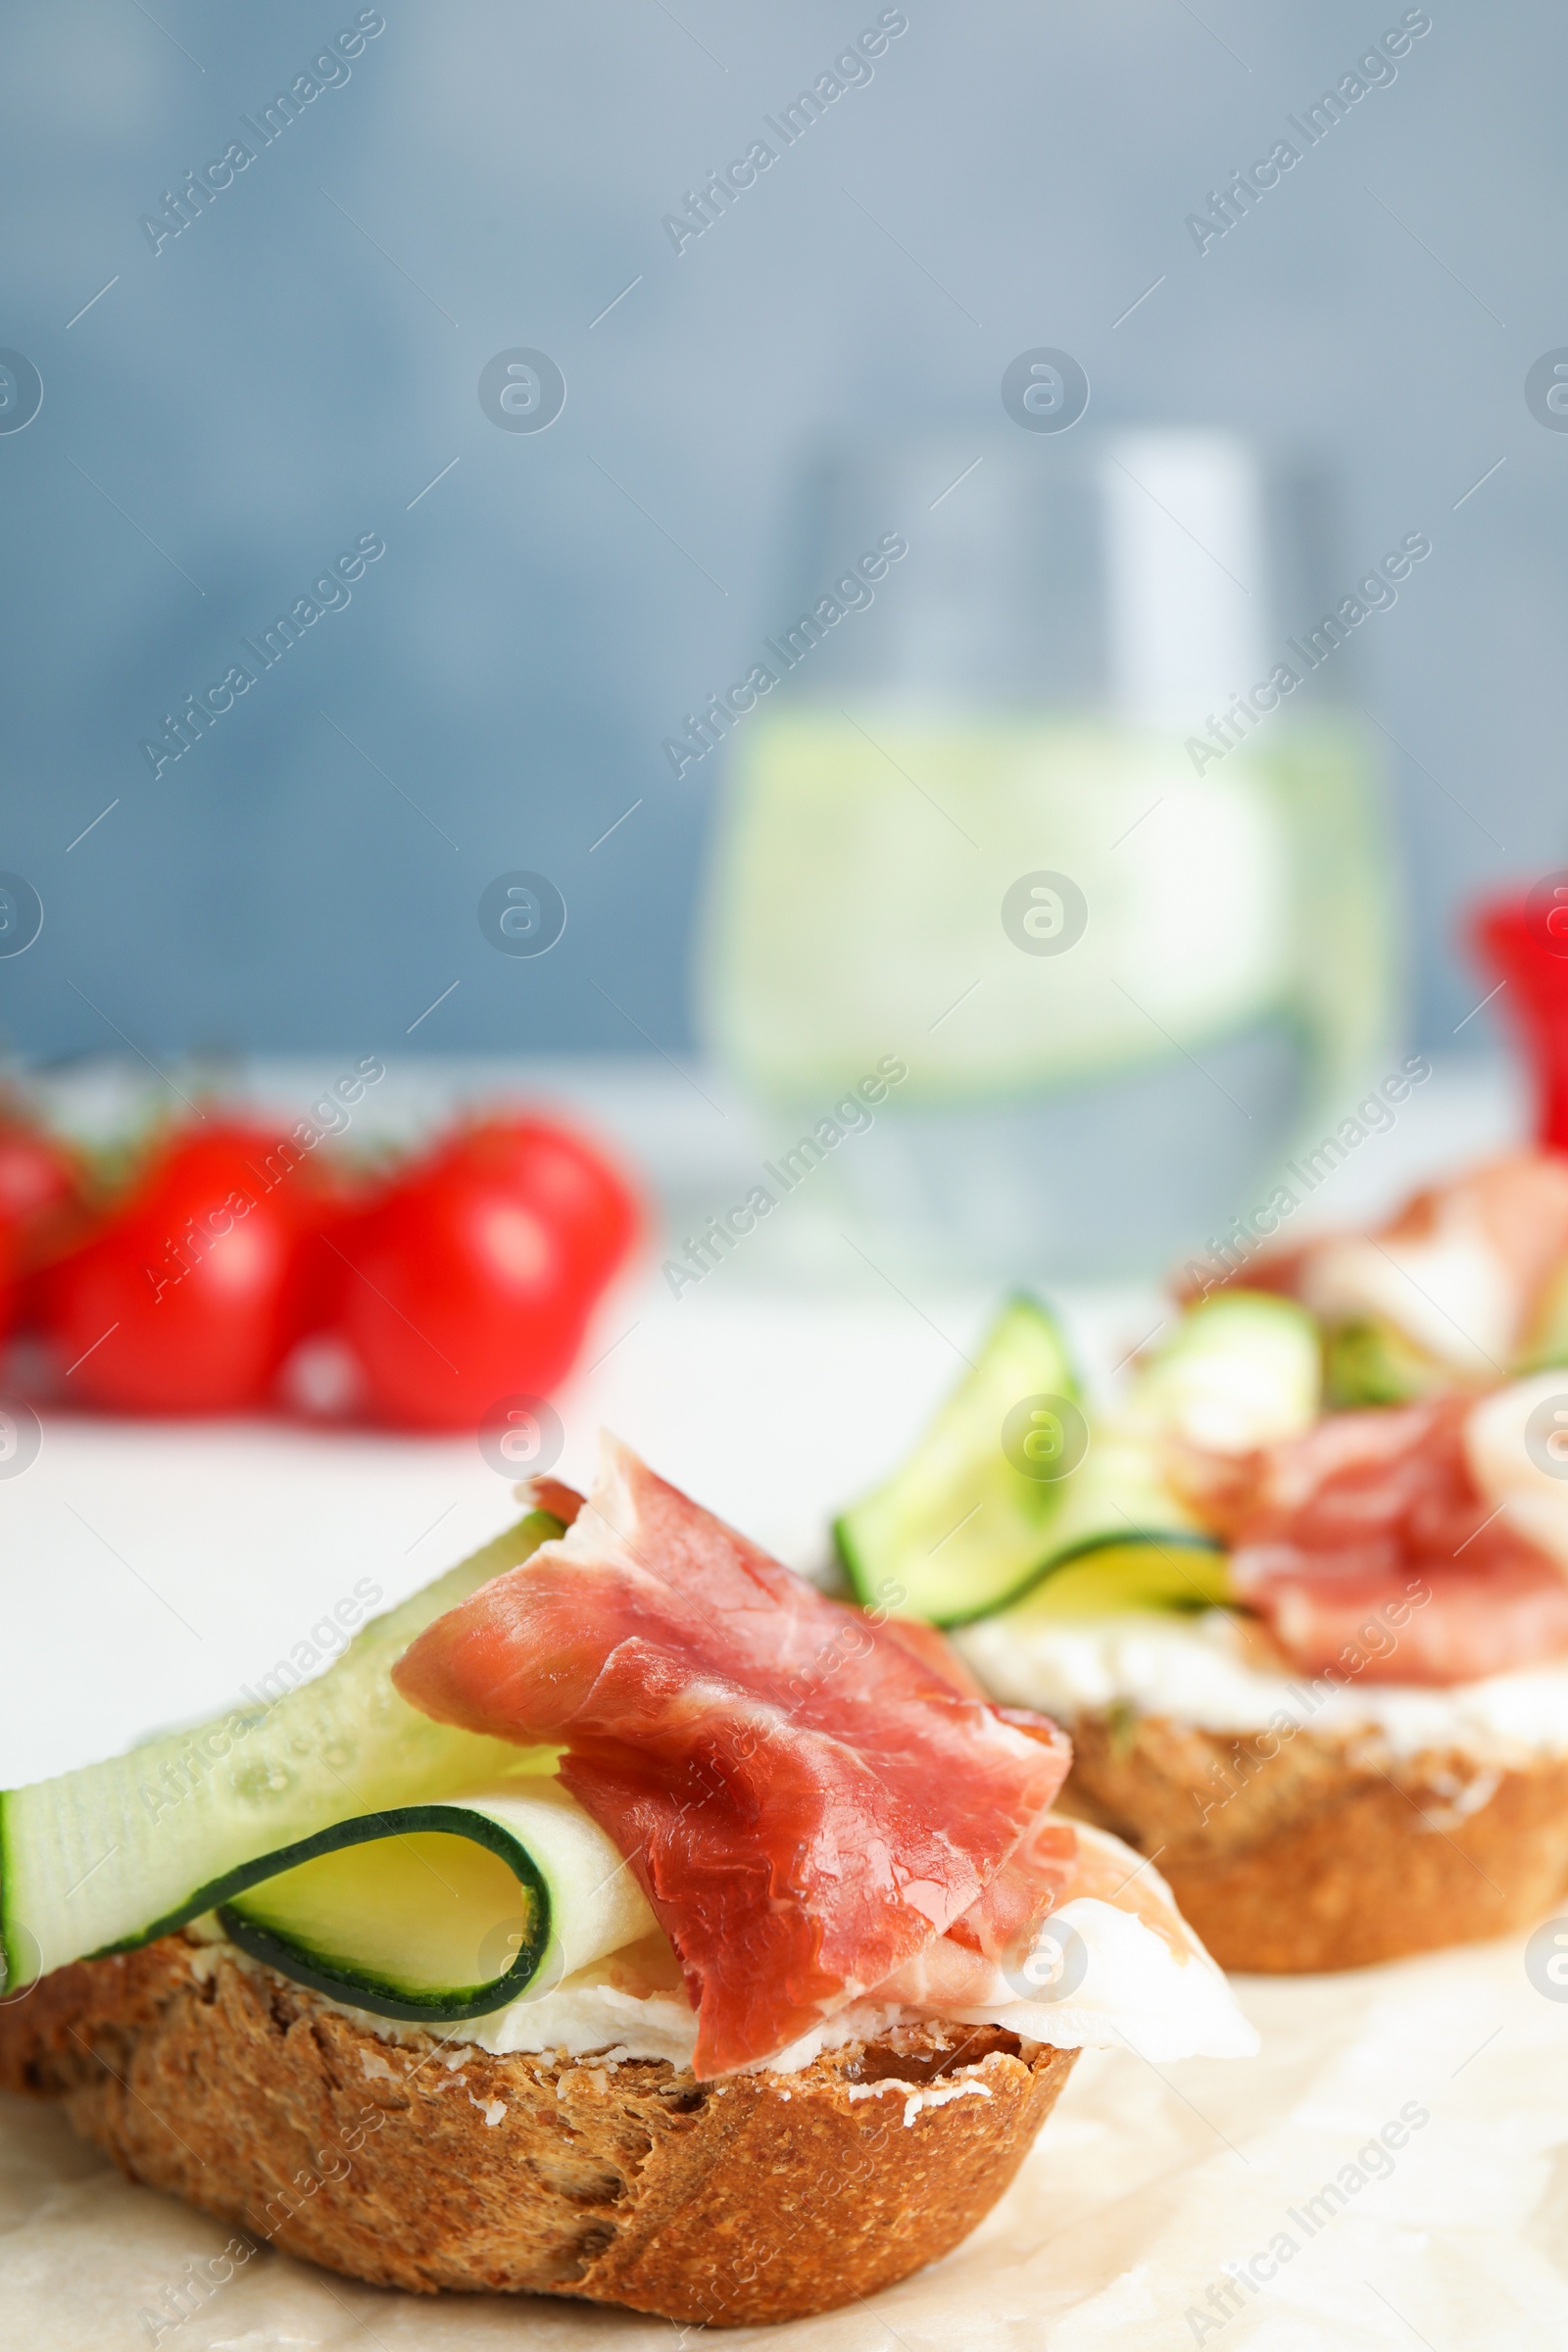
[1217,1152,1568,1377]
[1191,1396,1568,1684]
[873,1811,1207,2009]
[878,1612,991,1698]
[872,1820,1080,2007]
[395,1436,1071,2076]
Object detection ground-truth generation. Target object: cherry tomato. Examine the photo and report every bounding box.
[430,1116,639,1286]
[40,1121,339,1414]
[282,1151,382,1342]
[0,1120,81,1232]
[0,1116,90,1279]
[337,1121,635,1431]
[0,1115,89,1334]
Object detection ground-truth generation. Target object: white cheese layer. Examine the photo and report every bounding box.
[955,1606,1568,1763]
[948,1890,1255,2063]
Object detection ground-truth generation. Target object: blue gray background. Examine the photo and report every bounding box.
[0,1,1560,1063]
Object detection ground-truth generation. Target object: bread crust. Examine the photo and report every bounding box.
[1060,1708,1568,1972]
[0,1936,1076,2327]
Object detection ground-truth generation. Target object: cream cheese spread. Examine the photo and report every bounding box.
[956,1605,1568,1763]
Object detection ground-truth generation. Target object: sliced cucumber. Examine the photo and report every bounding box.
[1000,1538,1231,1620]
[1323,1313,1454,1405]
[833,1289,1320,1632]
[217,1781,654,2023]
[834,1294,1081,1625]
[1024,1543,1231,1618]
[1009,1423,1227,1601]
[836,1290,1320,1632]
[1126,1291,1321,1452]
[2,1511,564,1991]
[988,1295,1313,1611]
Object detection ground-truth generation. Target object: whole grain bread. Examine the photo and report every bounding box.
[1059,1708,1568,1972]
[0,1935,1076,2327]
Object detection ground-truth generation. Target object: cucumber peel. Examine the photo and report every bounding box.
[2,1511,565,1992]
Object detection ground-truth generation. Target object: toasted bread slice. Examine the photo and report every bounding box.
[0,1934,1076,2327]
[1058,1709,1568,1972]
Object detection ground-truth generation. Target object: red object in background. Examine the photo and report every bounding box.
[283,1151,380,1343]
[0,1120,90,1311]
[0,1120,84,1242]
[40,1123,344,1414]
[336,1116,639,1432]
[1471,877,1568,1151]
[443,1116,639,1286]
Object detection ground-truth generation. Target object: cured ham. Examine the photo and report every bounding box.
[873,1814,1206,2008]
[395,1436,1072,2077]
[870,1822,1079,2007]
[1376,1154,1568,1314]
[878,1612,991,1698]
[522,1475,587,1527]
[1190,1396,1568,1684]
[1219,1152,1568,1377]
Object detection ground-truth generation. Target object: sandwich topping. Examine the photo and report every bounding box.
[958,1370,1568,1748]
[1239,1152,1568,1396]
[2,1446,1253,2077]
[838,1219,1568,1750]
[1180,1389,1568,1686]
[395,1436,1076,2077]
[303,1814,1250,2076]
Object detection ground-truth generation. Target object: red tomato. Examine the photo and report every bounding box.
[0,1120,82,1233]
[0,1118,90,1290]
[337,1121,636,1431]
[40,1121,338,1414]
[282,1152,382,1341]
[431,1116,639,1285]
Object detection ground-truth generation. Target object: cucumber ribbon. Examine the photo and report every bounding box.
[835,1291,1321,1628]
